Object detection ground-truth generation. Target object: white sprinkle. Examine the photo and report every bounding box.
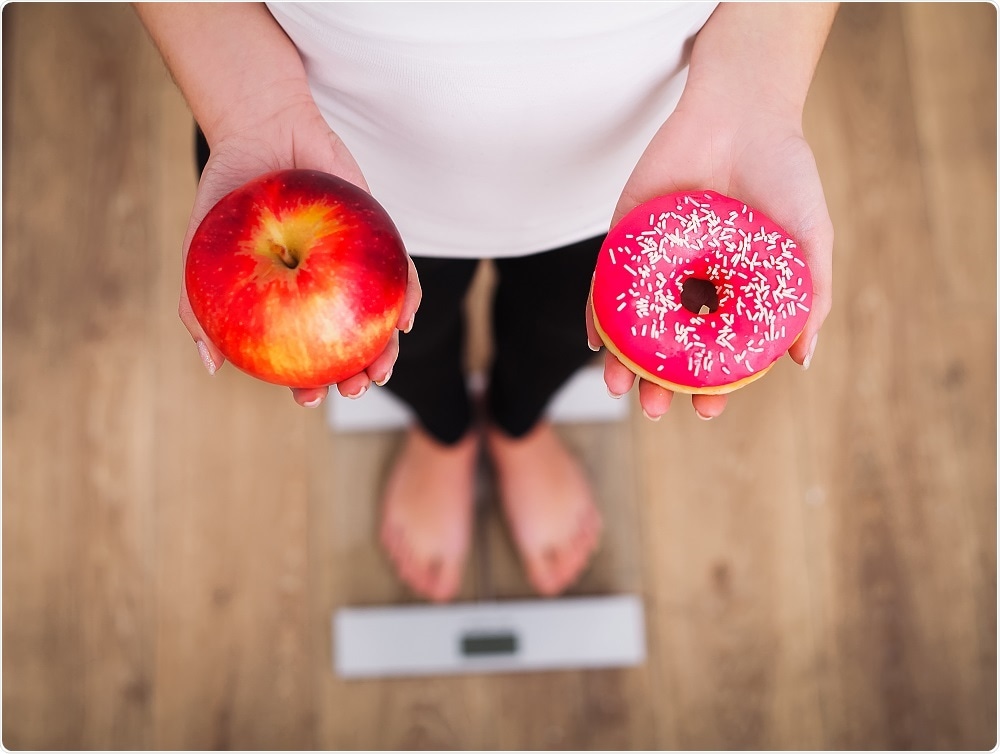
[624,264,638,276]
[655,351,667,359]
[617,301,627,312]
[657,365,664,372]
[610,248,617,265]
[616,292,626,301]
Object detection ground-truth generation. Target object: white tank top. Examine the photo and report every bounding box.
[267,2,719,258]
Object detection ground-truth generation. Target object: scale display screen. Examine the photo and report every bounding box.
[460,632,518,656]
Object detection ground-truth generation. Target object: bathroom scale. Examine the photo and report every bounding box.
[329,361,643,679]
[334,593,645,679]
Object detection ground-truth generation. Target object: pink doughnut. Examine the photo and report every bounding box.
[591,190,813,395]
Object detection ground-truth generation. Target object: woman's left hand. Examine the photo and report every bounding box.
[585,99,834,421]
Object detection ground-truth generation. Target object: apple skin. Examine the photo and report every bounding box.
[185,169,409,389]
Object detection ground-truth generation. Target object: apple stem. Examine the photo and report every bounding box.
[272,243,299,269]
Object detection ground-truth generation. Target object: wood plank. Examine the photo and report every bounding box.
[2,4,158,749]
[799,4,996,748]
[635,369,825,749]
[901,3,997,746]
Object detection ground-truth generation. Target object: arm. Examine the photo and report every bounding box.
[589,2,838,420]
[134,3,421,406]
[133,3,312,146]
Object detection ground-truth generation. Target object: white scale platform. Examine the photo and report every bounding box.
[328,363,646,678]
[335,594,645,678]
[326,362,628,433]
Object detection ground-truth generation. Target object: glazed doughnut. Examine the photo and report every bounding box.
[591,190,813,395]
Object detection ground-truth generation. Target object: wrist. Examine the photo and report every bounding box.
[681,3,838,126]
[676,78,805,139]
[135,3,316,146]
[205,79,318,147]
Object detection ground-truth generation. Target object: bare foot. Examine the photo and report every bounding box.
[486,422,603,596]
[379,426,478,602]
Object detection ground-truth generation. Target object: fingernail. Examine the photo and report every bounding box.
[802,333,819,370]
[375,368,393,387]
[642,409,662,422]
[607,387,623,400]
[403,314,415,334]
[695,409,713,421]
[302,396,324,408]
[196,340,216,376]
[348,384,369,400]
[588,339,601,352]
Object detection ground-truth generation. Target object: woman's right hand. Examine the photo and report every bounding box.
[179,97,422,409]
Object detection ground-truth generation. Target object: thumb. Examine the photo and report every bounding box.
[178,272,226,377]
[178,165,235,377]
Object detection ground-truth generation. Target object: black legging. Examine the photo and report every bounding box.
[195,126,603,444]
[387,238,602,444]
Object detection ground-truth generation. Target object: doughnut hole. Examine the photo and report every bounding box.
[681,277,721,315]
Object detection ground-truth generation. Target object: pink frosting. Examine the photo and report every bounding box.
[593,191,813,389]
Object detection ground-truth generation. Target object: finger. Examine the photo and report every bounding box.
[692,393,728,421]
[178,279,226,376]
[177,156,252,376]
[638,379,673,421]
[744,150,834,371]
[366,331,400,386]
[603,350,636,398]
[396,257,422,333]
[336,372,371,400]
[585,281,602,352]
[787,211,834,369]
[291,386,329,408]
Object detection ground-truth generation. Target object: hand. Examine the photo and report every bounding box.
[585,98,834,421]
[178,97,422,408]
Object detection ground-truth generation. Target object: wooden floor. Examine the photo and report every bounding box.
[3,3,996,749]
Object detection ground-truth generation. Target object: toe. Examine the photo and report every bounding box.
[412,557,442,601]
[536,547,573,597]
[393,539,416,578]
[585,504,604,540]
[426,558,463,603]
[527,547,562,596]
[380,521,401,555]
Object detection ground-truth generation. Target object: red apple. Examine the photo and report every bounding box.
[185,169,408,389]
